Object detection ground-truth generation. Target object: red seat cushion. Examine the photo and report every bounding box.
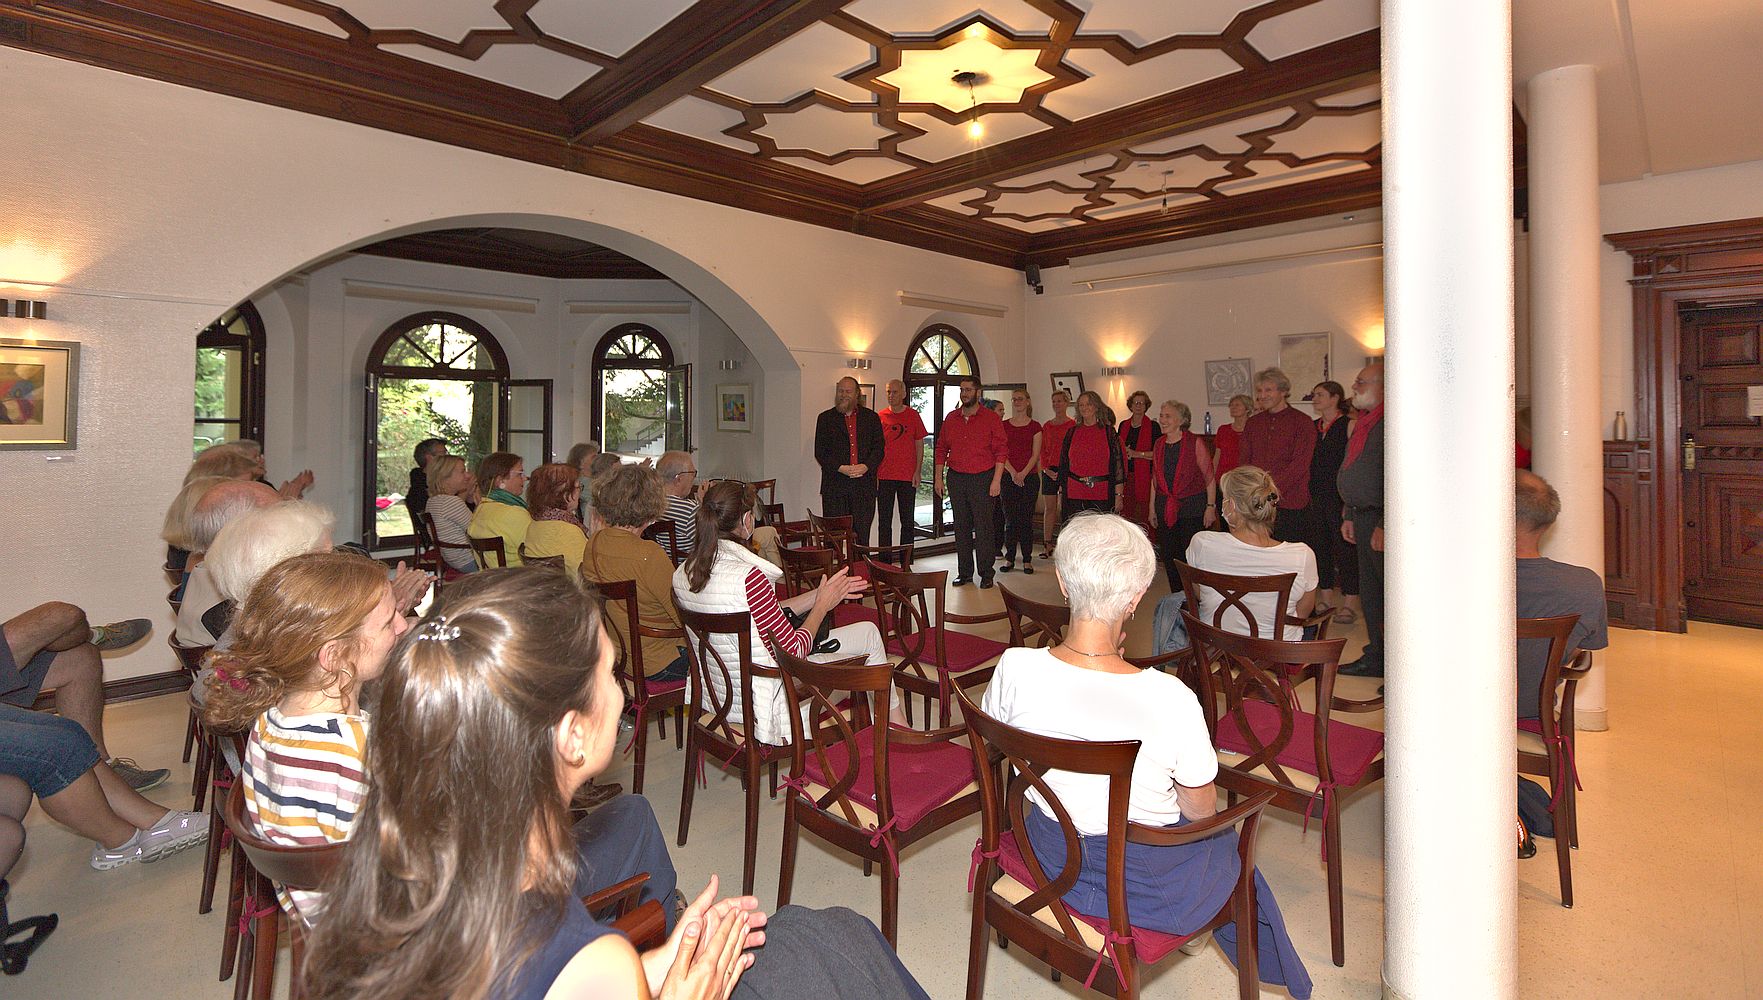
[800,728,975,832]
[831,604,879,628]
[887,627,1008,672]
[993,830,1192,964]
[642,677,688,697]
[1215,700,1383,788]
[1517,718,1543,735]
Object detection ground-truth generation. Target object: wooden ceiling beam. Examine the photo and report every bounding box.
[859,29,1380,214]
[562,0,854,146]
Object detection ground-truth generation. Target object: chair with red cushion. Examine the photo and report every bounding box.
[1517,614,1590,909]
[415,512,473,589]
[1174,560,1348,705]
[956,688,1275,1000]
[779,545,836,598]
[221,781,343,1000]
[597,579,688,795]
[806,510,855,563]
[866,562,1008,729]
[1185,613,1383,968]
[997,585,1197,686]
[774,646,980,945]
[675,606,793,896]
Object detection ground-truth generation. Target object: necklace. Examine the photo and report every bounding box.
[1060,644,1116,658]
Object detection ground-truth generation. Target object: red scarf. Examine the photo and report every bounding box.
[1151,430,1213,526]
[1343,403,1384,469]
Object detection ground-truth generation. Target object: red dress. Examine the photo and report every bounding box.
[1117,416,1160,528]
[1213,423,1243,476]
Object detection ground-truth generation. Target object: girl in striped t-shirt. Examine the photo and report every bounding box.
[203,550,408,919]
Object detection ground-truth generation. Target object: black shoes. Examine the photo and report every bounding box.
[979,578,995,590]
[1339,658,1384,678]
[999,562,1014,573]
[952,576,973,587]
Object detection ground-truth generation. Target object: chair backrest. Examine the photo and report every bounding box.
[1185,612,1349,779]
[998,583,1069,649]
[221,781,344,894]
[469,534,508,568]
[167,587,183,615]
[642,521,682,564]
[677,605,774,750]
[418,511,475,577]
[779,546,838,599]
[408,500,433,549]
[168,636,212,679]
[750,479,778,507]
[850,541,914,572]
[598,578,686,705]
[517,543,566,570]
[774,645,894,827]
[806,511,854,561]
[1517,614,1579,735]
[865,561,947,687]
[1173,559,1297,639]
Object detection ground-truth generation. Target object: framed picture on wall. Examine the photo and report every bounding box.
[0,337,80,450]
[858,383,876,410]
[982,382,1026,414]
[1203,358,1253,406]
[1279,332,1332,400]
[1049,371,1085,400]
[716,384,753,432]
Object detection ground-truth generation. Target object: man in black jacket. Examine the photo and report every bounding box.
[1338,362,1384,677]
[815,377,885,545]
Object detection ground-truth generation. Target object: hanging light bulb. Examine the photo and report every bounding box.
[967,118,985,140]
[953,70,985,143]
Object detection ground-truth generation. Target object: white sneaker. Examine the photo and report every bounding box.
[90,810,209,870]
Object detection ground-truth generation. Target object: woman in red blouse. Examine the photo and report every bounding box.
[1117,390,1160,529]
[1037,389,1076,557]
[1212,393,1251,477]
[999,388,1043,574]
[1057,391,1125,525]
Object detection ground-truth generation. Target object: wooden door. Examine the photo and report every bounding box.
[1679,303,1763,626]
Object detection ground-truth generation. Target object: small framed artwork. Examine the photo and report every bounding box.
[858,383,876,410]
[1049,371,1085,400]
[1204,358,1253,406]
[715,384,753,432]
[982,382,1026,414]
[1279,332,1332,400]
[0,337,80,450]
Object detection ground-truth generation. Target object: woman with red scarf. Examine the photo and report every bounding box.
[1057,391,1125,524]
[1117,390,1159,528]
[1150,400,1218,591]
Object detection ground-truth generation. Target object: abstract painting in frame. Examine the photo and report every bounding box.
[0,337,79,450]
[716,384,753,432]
[1204,358,1252,406]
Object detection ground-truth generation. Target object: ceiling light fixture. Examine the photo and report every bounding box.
[953,70,987,140]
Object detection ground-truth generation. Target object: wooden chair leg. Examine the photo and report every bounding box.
[742,760,761,896]
[198,796,225,914]
[674,708,685,748]
[289,921,305,1000]
[768,760,778,800]
[676,731,698,848]
[1553,799,1574,908]
[654,708,666,743]
[1236,867,1260,1000]
[251,885,278,1000]
[192,733,212,813]
[631,711,648,797]
[220,843,248,980]
[777,800,798,907]
[1564,769,1580,849]
[1326,806,1345,967]
[880,854,899,947]
[183,707,198,763]
[965,889,991,1000]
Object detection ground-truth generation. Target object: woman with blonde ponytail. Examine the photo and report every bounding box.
[1184,465,1318,640]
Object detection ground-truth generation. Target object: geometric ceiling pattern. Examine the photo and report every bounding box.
[0,0,1425,268]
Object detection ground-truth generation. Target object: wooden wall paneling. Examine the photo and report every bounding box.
[1602,440,1647,627]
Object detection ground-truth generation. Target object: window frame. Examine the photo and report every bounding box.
[902,324,981,540]
[590,323,677,452]
[194,301,267,452]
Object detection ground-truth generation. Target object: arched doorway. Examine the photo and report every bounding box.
[903,323,980,540]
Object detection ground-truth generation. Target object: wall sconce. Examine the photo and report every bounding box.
[8,300,47,320]
[846,357,872,370]
[717,359,741,371]
[1101,366,1127,377]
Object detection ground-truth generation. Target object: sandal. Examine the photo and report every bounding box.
[1333,607,1358,625]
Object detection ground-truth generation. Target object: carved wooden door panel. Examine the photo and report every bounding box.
[1679,303,1763,627]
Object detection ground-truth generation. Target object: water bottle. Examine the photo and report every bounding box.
[1203,410,1213,434]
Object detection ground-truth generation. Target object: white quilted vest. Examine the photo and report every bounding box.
[672,540,792,745]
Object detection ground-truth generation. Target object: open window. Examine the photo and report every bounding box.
[592,323,688,457]
[903,324,980,540]
[193,302,266,454]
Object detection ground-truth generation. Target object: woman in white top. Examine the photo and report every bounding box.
[424,455,479,575]
[981,513,1311,998]
[672,481,903,746]
[1185,465,1318,640]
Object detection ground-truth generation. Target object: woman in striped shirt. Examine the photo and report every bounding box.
[203,550,407,919]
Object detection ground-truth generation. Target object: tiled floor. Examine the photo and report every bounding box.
[5,552,1759,998]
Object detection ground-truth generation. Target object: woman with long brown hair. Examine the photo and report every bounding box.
[304,569,928,1000]
[1056,390,1126,524]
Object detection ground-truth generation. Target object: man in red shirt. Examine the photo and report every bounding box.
[933,376,1006,588]
[875,379,928,548]
[814,376,885,545]
[1238,366,1316,543]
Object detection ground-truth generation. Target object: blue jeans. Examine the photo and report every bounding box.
[0,702,100,798]
[572,793,680,933]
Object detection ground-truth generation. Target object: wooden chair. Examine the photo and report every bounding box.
[675,606,793,895]
[517,543,566,570]
[866,562,1008,729]
[806,511,855,562]
[750,479,778,507]
[222,781,343,1000]
[416,511,474,586]
[956,688,1276,1000]
[1185,613,1384,967]
[583,872,668,951]
[850,541,914,572]
[598,578,688,795]
[643,520,683,564]
[997,584,1196,681]
[1517,614,1590,909]
[1174,560,1344,701]
[167,586,183,616]
[775,647,980,945]
[209,729,250,984]
[468,534,507,569]
[408,500,433,551]
[779,546,838,599]
[169,637,211,769]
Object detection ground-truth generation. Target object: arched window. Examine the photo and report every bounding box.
[591,323,689,457]
[363,312,550,548]
[903,324,981,540]
[193,302,266,455]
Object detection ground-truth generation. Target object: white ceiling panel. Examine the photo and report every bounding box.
[347,0,503,42]
[777,157,916,183]
[530,0,698,59]
[205,1,349,38]
[707,23,875,105]
[844,0,1055,36]
[896,111,1049,162]
[927,188,989,214]
[1211,158,1370,196]
[1041,47,1238,121]
[991,216,1083,232]
[994,155,1117,190]
[1264,109,1380,159]
[1243,0,1377,61]
[754,105,896,157]
[1070,0,1250,46]
[1624,0,1763,176]
[642,96,760,153]
[1316,84,1379,109]
[1127,109,1298,156]
[988,188,1093,217]
[381,42,599,98]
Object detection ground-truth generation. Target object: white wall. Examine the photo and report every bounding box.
[0,47,1024,682]
[1598,157,1763,424]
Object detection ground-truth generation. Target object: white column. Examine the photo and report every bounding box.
[1526,64,1609,731]
[1382,2,1517,998]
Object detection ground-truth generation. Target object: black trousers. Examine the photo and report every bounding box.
[1060,497,1113,524]
[1352,509,1384,670]
[1271,502,1309,544]
[946,470,998,581]
[821,475,877,547]
[999,476,1038,563]
[875,479,916,548]
[1153,493,1209,592]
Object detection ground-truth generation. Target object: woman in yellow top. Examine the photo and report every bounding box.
[579,462,689,681]
[466,452,530,567]
[521,463,588,574]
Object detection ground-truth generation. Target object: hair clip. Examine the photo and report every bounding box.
[213,667,249,692]
[416,616,462,642]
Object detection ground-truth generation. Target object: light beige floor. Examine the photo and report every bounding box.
[5,553,1759,998]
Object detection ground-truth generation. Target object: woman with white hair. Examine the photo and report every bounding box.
[980,513,1311,998]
